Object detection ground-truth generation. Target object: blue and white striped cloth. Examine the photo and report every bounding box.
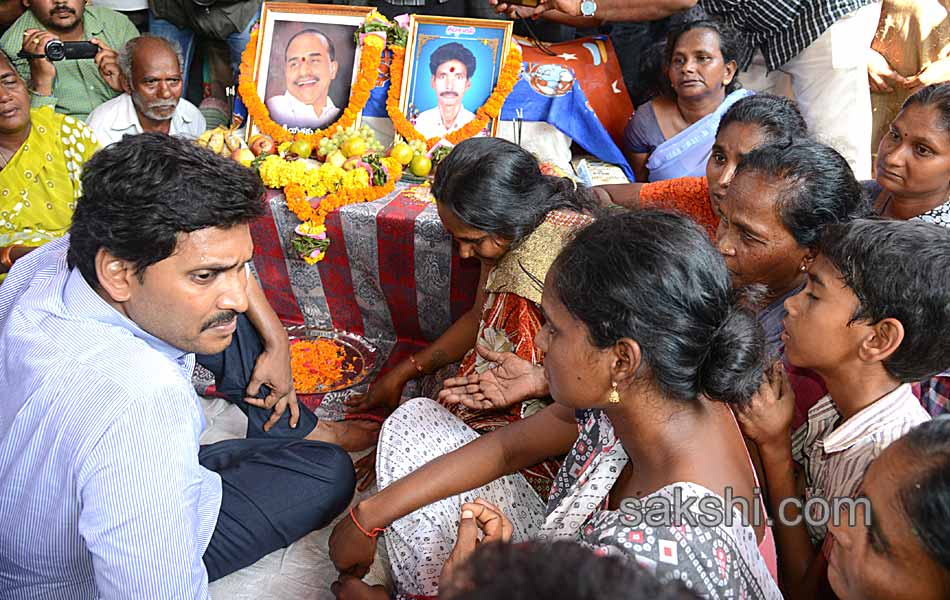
[0,237,221,599]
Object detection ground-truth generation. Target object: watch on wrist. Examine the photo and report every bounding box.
[580,0,597,17]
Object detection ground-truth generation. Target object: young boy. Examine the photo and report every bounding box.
[736,218,950,596]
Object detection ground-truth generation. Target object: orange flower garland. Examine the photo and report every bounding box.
[387,44,523,150]
[240,29,384,145]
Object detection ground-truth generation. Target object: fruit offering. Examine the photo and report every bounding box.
[196,125,244,158]
[316,124,384,159]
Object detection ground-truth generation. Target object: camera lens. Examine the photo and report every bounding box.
[44,40,65,61]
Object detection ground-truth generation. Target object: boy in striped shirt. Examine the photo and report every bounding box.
[736,219,950,596]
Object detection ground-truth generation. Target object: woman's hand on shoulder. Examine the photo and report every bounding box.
[439,346,548,411]
[734,361,796,454]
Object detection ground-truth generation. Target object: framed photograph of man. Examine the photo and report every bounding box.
[251,3,373,134]
[400,16,513,140]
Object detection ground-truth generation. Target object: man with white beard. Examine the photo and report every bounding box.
[86,34,205,146]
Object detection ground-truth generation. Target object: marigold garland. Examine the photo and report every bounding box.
[387,44,522,150]
[239,29,384,146]
[263,155,401,264]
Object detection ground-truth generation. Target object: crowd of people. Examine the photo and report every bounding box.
[0,0,949,599]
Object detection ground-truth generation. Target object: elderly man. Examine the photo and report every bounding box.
[86,35,205,146]
[0,0,138,119]
[414,42,478,139]
[266,28,341,130]
[0,134,356,599]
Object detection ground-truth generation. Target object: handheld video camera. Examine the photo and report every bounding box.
[17,40,99,62]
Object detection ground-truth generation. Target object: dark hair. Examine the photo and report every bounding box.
[665,19,743,94]
[818,219,950,382]
[717,93,808,144]
[285,28,336,62]
[734,139,871,249]
[901,82,950,131]
[432,137,596,246]
[67,133,265,287]
[429,42,476,78]
[897,417,950,572]
[552,210,766,405]
[443,540,700,600]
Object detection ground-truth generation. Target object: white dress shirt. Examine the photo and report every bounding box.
[413,105,476,139]
[265,91,340,130]
[0,237,220,599]
[86,93,206,147]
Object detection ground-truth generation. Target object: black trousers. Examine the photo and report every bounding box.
[196,316,355,580]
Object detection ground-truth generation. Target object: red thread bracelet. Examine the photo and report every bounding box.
[350,507,385,539]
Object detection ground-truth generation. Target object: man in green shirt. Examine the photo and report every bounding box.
[0,0,138,119]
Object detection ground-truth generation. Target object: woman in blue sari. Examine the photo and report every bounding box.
[624,19,752,182]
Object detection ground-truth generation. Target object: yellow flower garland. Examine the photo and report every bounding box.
[261,155,403,264]
[387,44,522,150]
[239,29,384,145]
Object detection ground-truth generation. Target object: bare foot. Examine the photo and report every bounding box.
[306,419,381,452]
[331,575,389,599]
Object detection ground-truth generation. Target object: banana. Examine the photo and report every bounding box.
[225,131,243,152]
[208,132,225,155]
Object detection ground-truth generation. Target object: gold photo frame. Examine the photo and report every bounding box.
[399,15,513,140]
[247,2,373,137]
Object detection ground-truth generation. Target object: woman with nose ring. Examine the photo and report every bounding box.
[340,137,597,495]
[624,18,750,183]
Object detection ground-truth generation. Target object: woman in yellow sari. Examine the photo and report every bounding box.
[0,51,99,276]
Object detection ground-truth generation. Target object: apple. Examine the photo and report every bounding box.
[409,155,432,177]
[249,134,275,157]
[326,150,347,169]
[231,148,256,167]
[289,139,313,159]
[389,143,413,166]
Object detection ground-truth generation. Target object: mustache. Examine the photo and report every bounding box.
[145,100,178,110]
[201,311,238,331]
[439,91,459,98]
[50,6,76,15]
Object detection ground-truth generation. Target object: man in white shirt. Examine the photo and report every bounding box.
[87,34,205,146]
[266,29,341,131]
[413,41,477,139]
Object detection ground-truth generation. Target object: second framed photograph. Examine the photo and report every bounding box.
[253,3,373,134]
[400,15,513,140]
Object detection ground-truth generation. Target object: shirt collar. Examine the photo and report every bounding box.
[283,90,337,118]
[83,7,106,37]
[821,383,917,453]
[112,94,194,133]
[61,265,192,366]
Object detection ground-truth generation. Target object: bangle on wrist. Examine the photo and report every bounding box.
[350,507,385,539]
[408,353,427,375]
[0,245,14,270]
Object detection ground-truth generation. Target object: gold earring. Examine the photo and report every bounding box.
[608,381,620,404]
